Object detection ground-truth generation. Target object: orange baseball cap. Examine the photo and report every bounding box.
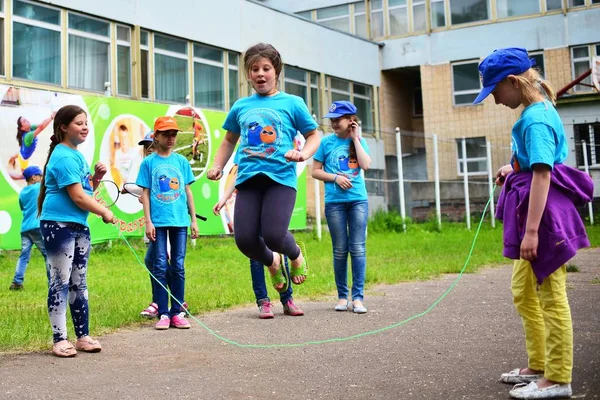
[154,116,181,132]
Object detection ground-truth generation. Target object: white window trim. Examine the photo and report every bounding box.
[12,15,61,31]
[456,156,488,176]
[571,44,596,92]
[452,60,482,106]
[68,12,111,41]
[154,34,188,57]
[430,0,448,28]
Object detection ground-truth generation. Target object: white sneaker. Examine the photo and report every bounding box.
[334,300,349,311]
[352,300,367,314]
[501,368,544,384]
[509,381,572,399]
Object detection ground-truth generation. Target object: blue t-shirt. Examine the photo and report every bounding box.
[20,126,39,160]
[222,92,318,190]
[136,152,195,228]
[511,101,568,172]
[313,134,370,203]
[19,182,41,233]
[40,144,93,226]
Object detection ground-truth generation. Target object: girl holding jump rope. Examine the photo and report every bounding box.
[38,105,116,357]
[477,47,594,399]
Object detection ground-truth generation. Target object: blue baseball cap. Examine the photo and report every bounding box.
[473,47,536,104]
[324,101,357,118]
[23,166,42,180]
[138,131,154,145]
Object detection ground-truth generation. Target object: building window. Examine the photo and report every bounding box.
[284,66,320,120]
[413,0,427,31]
[154,33,188,104]
[116,25,131,96]
[330,77,351,102]
[452,61,481,105]
[571,44,598,92]
[365,169,385,196]
[546,0,563,10]
[371,0,385,38]
[389,0,408,36]
[568,0,585,7]
[228,52,239,109]
[530,51,545,78]
[431,0,447,28]
[68,13,110,92]
[574,123,600,167]
[456,137,487,176]
[450,0,490,25]
[193,43,224,110]
[497,0,540,18]
[316,4,350,33]
[140,30,150,99]
[296,10,312,20]
[12,0,61,85]
[353,83,373,132]
[354,1,368,38]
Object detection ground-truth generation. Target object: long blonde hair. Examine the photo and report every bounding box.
[514,68,557,106]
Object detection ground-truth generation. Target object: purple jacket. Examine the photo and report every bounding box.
[496,164,594,284]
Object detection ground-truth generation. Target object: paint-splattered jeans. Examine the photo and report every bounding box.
[40,221,91,344]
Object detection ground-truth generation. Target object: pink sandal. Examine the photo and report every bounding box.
[140,302,158,318]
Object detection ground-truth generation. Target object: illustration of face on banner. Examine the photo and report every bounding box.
[0,85,94,193]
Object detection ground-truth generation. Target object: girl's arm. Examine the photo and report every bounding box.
[185,185,199,239]
[141,188,155,241]
[91,162,107,191]
[520,164,551,261]
[66,183,114,223]
[285,130,321,162]
[353,137,371,170]
[207,131,239,180]
[213,167,237,215]
[311,160,353,190]
[33,114,55,137]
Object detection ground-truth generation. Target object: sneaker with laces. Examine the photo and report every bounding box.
[155,314,171,330]
[140,302,158,318]
[509,381,572,399]
[258,301,275,319]
[170,312,191,329]
[283,299,304,316]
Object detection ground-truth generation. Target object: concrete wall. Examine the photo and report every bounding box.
[41,0,381,86]
[382,8,600,70]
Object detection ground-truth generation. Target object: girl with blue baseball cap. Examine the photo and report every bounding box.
[312,101,371,314]
[478,48,594,399]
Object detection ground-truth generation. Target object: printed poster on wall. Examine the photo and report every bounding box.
[0,85,307,250]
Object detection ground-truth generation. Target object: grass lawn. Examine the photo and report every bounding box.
[2,222,600,353]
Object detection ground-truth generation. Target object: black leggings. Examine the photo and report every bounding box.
[234,174,301,266]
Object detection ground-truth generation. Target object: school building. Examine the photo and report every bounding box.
[2,0,599,219]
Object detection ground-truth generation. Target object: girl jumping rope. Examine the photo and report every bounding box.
[475,47,593,399]
[207,43,320,294]
[312,101,371,313]
[38,105,116,357]
[136,117,198,330]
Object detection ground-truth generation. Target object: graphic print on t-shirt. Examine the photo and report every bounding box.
[239,108,284,159]
[328,144,360,179]
[151,164,184,204]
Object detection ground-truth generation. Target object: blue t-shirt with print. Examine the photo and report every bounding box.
[136,152,195,228]
[19,182,41,233]
[313,134,370,203]
[510,101,568,173]
[222,92,318,190]
[40,144,93,226]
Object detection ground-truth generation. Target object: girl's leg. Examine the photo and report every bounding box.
[537,265,573,384]
[69,226,92,339]
[234,179,271,265]
[167,227,187,316]
[250,258,269,306]
[153,228,170,317]
[511,259,546,373]
[325,203,349,301]
[348,201,368,302]
[260,183,300,261]
[12,232,34,286]
[42,222,76,343]
[144,241,158,304]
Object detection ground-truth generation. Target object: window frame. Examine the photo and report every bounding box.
[152,32,188,104]
[388,0,409,37]
[455,137,488,177]
[451,59,482,106]
[67,11,112,93]
[496,0,542,19]
[283,65,320,121]
[192,43,225,110]
[11,0,63,86]
[140,29,151,99]
[115,24,131,97]
[315,4,351,33]
[570,44,598,92]
[448,0,491,26]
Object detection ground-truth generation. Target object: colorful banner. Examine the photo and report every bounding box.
[0,85,307,250]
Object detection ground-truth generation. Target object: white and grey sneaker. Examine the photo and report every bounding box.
[501,368,544,384]
[509,381,572,399]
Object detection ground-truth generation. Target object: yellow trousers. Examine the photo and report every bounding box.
[511,259,573,383]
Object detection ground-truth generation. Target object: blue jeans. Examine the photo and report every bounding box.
[41,221,91,343]
[13,228,49,285]
[324,201,368,301]
[154,227,187,317]
[250,257,293,306]
[144,241,178,306]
